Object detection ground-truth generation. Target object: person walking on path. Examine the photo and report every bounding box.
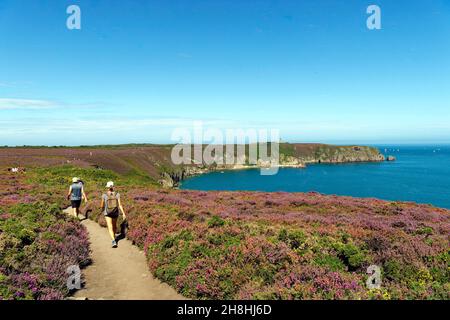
[100,181,127,248]
[67,177,88,218]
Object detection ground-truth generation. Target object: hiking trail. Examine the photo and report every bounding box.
[63,208,184,300]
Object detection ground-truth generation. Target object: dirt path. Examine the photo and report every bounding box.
[64,209,184,300]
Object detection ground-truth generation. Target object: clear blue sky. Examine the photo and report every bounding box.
[1,0,449,146]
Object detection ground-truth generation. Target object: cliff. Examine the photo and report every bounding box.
[0,143,385,188]
[158,143,385,187]
[287,143,385,163]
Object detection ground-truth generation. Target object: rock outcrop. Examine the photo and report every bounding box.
[0,143,385,189]
[158,144,386,188]
[386,155,396,161]
[290,144,385,164]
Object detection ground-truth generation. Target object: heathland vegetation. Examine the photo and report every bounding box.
[0,143,386,188]
[0,145,448,300]
[0,171,90,299]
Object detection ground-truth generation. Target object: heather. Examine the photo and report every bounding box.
[3,165,449,300]
[120,190,449,300]
[0,143,382,183]
[0,172,90,300]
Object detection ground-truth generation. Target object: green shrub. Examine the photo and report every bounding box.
[335,242,368,270]
[208,216,225,228]
[383,260,403,282]
[314,254,346,271]
[278,228,306,249]
[416,226,433,236]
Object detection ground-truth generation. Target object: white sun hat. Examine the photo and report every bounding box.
[106,181,114,188]
[72,177,80,183]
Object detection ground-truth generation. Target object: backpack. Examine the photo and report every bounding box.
[106,192,119,214]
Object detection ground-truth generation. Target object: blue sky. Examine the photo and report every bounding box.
[0,0,449,146]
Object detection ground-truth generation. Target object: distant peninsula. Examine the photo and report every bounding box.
[0,143,386,188]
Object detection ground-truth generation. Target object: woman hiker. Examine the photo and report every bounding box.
[67,177,88,218]
[100,181,127,248]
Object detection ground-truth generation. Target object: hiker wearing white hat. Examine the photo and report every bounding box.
[67,177,88,218]
[100,181,127,248]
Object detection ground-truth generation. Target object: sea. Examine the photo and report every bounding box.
[180,145,450,209]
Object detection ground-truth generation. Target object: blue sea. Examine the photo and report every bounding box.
[180,145,450,209]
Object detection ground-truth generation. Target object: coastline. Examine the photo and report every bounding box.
[1,145,449,301]
[0,142,387,189]
[162,145,387,188]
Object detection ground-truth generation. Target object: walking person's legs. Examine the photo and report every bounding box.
[106,216,118,247]
[112,217,118,236]
[76,205,84,218]
[105,216,115,241]
[71,200,81,218]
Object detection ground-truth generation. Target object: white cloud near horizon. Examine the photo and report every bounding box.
[0,98,117,111]
[0,98,56,110]
[0,117,237,134]
[2,115,450,139]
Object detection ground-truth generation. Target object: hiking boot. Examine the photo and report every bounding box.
[112,240,118,248]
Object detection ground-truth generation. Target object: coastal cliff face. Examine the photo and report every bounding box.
[158,166,209,188]
[291,144,385,164]
[0,143,385,188]
[159,143,385,187]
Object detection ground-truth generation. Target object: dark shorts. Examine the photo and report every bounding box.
[71,200,82,208]
[105,209,119,219]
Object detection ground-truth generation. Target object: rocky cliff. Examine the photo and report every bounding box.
[0,143,386,188]
[159,143,385,187]
[289,144,385,163]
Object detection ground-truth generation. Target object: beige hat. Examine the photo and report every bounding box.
[106,181,114,188]
[72,177,80,183]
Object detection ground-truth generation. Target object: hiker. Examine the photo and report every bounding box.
[100,181,127,248]
[67,177,88,218]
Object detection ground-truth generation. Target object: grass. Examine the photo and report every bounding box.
[28,165,156,190]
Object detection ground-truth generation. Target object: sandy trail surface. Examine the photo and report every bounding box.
[64,209,184,300]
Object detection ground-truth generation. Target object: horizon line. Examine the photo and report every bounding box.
[2,141,450,148]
